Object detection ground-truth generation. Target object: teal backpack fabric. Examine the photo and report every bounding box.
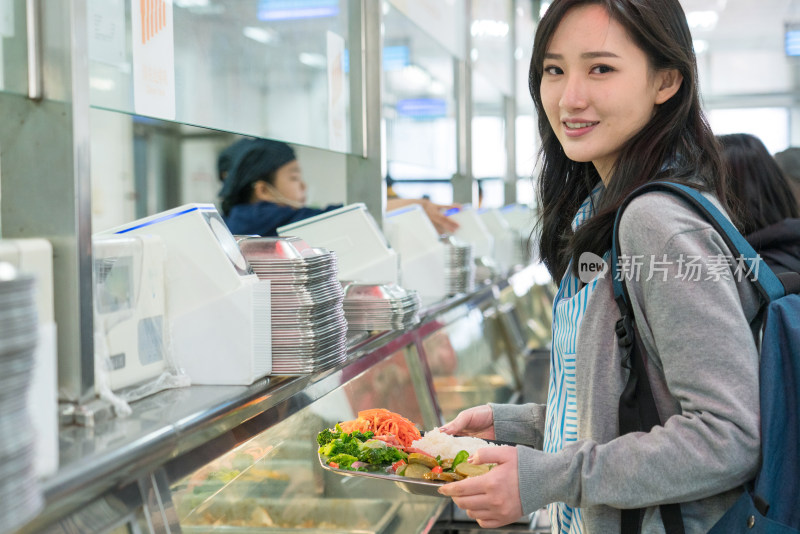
[609,182,800,534]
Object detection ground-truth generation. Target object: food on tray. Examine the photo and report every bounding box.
[318,409,496,487]
[410,427,497,459]
[337,408,422,448]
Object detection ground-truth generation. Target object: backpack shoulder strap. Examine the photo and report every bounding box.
[610,181,785,312]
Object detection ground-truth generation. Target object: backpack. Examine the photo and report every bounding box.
[609,182,800,534]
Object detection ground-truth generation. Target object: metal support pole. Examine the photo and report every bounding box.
[504,1,518,205]
[452,0,475,205]
[346,0,384,226]
[25,0,42,100]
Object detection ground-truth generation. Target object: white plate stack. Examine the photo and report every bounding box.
[239,237,348,375]
[0,263,43,532]
[440,235,475,296]
[341,282,421,331]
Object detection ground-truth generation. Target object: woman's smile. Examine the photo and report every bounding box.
[562,119,600,137]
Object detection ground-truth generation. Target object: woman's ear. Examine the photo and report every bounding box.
[654,68,683,105]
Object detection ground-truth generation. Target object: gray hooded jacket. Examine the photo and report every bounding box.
[492,191,761,534]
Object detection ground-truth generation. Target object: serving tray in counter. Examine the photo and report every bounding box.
[181,497,399,534]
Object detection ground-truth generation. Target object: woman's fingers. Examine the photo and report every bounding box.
[439,405,495,438]
[469,444,514,465]
[437,445,524,528]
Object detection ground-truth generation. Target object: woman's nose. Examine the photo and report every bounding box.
[559,74,588,111]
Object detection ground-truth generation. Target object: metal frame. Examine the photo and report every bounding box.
[504,0,519,205]
[452,0,475,205]
[346,0,384,225]
[0,0,95,403]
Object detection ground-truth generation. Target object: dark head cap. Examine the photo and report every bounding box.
[217,138,256,182]
[218,139,297,214]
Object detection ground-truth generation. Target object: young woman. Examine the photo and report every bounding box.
[437,1,762,533]
[718,133,800,275]
[220,138,460,236]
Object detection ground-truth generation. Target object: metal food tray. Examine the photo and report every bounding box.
[181,497,399,534]
[317,453,446,498]
[318,434,516,498]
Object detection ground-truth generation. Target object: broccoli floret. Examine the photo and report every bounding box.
[328,454,358,469]
[357,446,407,465]
[319,438,361,458]
[350,430,375,442]
[317,428,342,446]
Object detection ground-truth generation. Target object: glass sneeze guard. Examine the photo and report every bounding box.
[88,0,353,153]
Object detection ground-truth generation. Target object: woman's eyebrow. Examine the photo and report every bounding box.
[544,51,621,60]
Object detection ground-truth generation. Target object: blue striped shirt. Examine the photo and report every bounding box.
[543,185,604,534]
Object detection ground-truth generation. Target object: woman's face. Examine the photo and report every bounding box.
[272,160,306,204]
[540,4,676,182]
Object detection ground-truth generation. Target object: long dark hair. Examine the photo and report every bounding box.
[718,133,800,235]
[531,0,727,281]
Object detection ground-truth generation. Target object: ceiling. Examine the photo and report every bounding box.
[680,0,800,53]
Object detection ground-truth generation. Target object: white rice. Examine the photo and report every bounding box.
[410,428,496,459]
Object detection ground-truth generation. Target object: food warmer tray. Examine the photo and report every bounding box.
[181,497,400,534]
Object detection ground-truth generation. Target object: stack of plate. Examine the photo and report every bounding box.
[440,235,475,296]
[342,282,421,331]
[239,237,348,375]
[0,262,42,532]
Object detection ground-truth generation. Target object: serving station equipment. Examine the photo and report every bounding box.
[12,263,554,534]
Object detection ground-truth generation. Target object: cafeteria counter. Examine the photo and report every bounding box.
[14,263,554,534]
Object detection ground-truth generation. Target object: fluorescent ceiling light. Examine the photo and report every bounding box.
[401,65,431,87]
[90,77,115,91]
[299,53,327,68]
[686,10,719,31]
[429,80,446,96]
[471,19,509,38]
[243,26,276,44]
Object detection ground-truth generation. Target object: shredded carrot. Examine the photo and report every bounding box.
[338,409,421,448]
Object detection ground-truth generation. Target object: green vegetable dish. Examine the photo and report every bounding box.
[317,425,489,483]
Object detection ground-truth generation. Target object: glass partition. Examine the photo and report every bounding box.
[169,344,442,532]
[383,3,458,192]
[470,0,513,97]
[88,0,353,153]
[89,108,350,232]
[421,307,518,422]
[472,71,506,205]
[0,0,27,96]
[387,0,466,60]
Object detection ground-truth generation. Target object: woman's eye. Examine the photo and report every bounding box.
[591,65,614,74]
[543,65,563,76]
